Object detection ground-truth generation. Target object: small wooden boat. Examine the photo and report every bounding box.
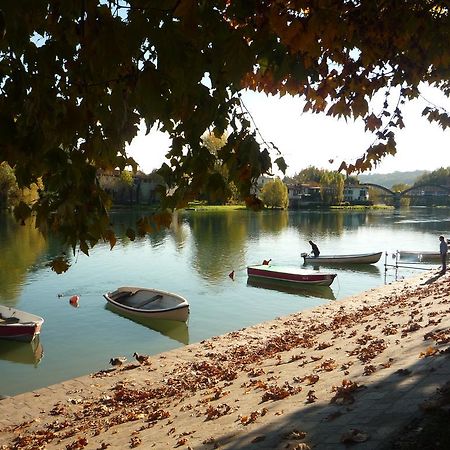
[247,265,336,287]
[103,287,189,322]
[301,251,382,265]
[0,305,44,342]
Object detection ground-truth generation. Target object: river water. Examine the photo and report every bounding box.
[0,208,449,396]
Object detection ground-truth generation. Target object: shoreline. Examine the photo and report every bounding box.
[1,270,449,449]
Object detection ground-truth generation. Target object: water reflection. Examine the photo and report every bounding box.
[0,337,44,366]
[304,263,382,275]
[170,213,190,250]
[257,210,289,234]
[0,214,47,303]
[291,211,351,238]
[246,277,336,300]
[109,209,169,248]
[104,305,189,345]
[291,210,392,239]
[187,212,248,282]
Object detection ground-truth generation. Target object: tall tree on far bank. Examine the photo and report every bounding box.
[286,166,324,185]
[261,178,288,209]
[201,132,239,204]
[0,163,40,210]
[320,171,345,205]
[1,2,449,270]
[414,167,450,187]
[0,162,18,208]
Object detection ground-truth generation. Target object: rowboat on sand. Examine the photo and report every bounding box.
[247,265,336,287]
[0,305,44,342]
[301,251,382,265]
[103,287,189,322]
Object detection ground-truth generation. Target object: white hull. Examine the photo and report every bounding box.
[104,287,189,322]
[302,251,382,265]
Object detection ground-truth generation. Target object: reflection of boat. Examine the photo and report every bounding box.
[247,265,336,287]
[0,305,44,342]
[302,252,382,264]
[246,277,336,300]
[398,251,447,262]
[306,262,381,275]
[104,287,189,322]
[105,304,189,344]
[0,336,44,366]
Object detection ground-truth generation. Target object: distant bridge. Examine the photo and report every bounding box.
[360,183,450,208]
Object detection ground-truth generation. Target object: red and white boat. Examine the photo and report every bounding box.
[247,264,337,287]
[0,305,44,342]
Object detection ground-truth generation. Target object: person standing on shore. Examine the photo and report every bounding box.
[439,235,448,274]
[309,240,320,258]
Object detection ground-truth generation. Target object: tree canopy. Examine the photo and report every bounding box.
[1,1,449,270]
[261,178,288,208]
[414,167,450,186]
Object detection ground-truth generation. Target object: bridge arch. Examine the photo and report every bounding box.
[359,183,394,195]
[400,183,450,196]
[358,182,450,208]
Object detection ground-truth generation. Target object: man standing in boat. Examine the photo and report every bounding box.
[309,240,320,258]
[439,235,448,274]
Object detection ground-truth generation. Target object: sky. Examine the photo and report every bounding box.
[126,86,450,177]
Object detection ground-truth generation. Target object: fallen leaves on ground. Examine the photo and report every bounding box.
[1,277,449,449]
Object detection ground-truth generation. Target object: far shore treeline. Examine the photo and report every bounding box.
[1,163,449,211]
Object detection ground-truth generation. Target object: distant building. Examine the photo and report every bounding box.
[343,185,370,204]
[98,169,164,205]
[286,183,322,209]
[251,175,273,195]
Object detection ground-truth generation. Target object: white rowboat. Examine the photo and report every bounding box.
[302,251,382,265]
[104,287,189,322]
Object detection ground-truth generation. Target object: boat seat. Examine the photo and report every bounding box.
[0,316,21,324]
[136,294,163,308]
[111,290,137,301]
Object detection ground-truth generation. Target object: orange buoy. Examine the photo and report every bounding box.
[69,295,80,308]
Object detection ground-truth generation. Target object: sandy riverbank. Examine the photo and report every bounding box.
[0,270,449,450]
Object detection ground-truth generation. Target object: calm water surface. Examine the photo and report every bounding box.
[0,208,449,396]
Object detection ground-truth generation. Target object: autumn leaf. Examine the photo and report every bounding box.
[48,256,70,274]
[365,113,383,131]
[419,346,439,358]
[104,229,117,250]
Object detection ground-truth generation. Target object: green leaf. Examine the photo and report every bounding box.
[274,157,287,174]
